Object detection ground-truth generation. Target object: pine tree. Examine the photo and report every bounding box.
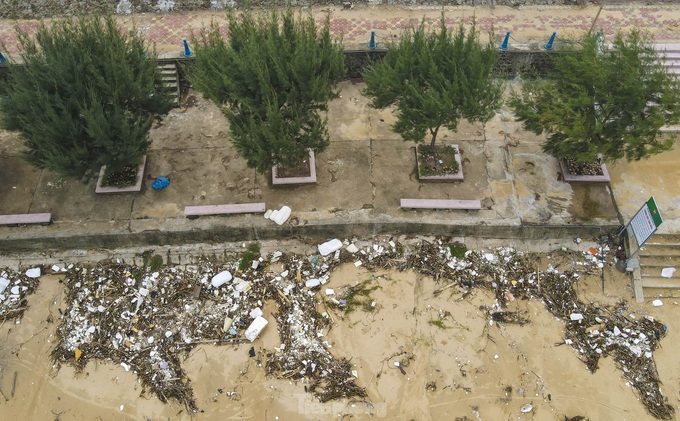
[362,17,503,147]
[509,30,680,163]
[0,15,173,179]
[190,8,345,173]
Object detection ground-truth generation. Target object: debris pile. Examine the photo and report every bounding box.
[49,237,671,418]
[362,239,673,420]
[0,267,41,322]
[51,241,377,410]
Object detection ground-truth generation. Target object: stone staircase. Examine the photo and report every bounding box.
[636,234,680,299]
[157,61,180,104]
[655,44,680,133]
[655,43,680,76]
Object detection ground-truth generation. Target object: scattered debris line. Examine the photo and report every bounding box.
[0,268,41,322]
[40,236,672,418]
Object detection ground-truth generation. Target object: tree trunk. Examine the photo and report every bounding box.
[429,125,441,148]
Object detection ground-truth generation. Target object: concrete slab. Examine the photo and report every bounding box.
[132,148,261,219]
[511,152,574,225]
[31,170,134,222]
[370,139,420,210]
[0,129,24,157]
[609,142,680,234]
[262,140,373,214]
[329,82,487,143]
[567,184,619,223]
[0,82,630,251]
[371,138,490,211]
[0,156,41,214]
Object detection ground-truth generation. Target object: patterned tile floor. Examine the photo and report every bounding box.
[1,5,680,55]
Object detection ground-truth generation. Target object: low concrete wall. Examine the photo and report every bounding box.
[342,49,564,79]
[0,45,567,84]
[0,219,618,252]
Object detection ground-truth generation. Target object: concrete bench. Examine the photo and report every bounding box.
[184,203,266,219]
[0,213,52,226]
[400,198,482,210]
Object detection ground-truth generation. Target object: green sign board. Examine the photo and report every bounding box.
[627,197,663,247]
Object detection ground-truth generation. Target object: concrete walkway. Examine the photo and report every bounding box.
[0,84,624,252]
[1,4,680,252]
[1,4,680,55]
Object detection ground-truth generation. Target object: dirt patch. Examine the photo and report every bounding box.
[276,158,311,178]
[565,158,604,176]
[416,144,460,177]
[101,165,139,187]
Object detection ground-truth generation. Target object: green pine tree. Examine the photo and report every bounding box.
[509,30,680,163]
[362,16,503,147]
[0,15,173,179]
[189,8,345,173]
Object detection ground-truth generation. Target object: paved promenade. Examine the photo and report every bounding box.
[1,4,680,54]
[0,4,679,253]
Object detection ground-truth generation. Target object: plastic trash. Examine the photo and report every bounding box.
[653,299,663,307]
[249,307,263,319]
[222,317,233,333]
[211,271,232,288]
[570,313,584,321]
[152,177,170,190]
[245,316,269,342]
[0,277,9,293]
[25,268,41,278]
[318,239,343,256]
[271,206,291,225]
[661,267,676,278]
[235,280,250,292]
[305,279,321,288]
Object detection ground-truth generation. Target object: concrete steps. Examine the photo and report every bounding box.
[157,62,180,104]
[638,234,680,298]
[653,45,680,132]
[654,44,680,74]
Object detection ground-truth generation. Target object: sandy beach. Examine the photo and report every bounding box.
[1,238,679,421]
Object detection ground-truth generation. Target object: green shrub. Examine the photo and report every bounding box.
[239,243,261,272]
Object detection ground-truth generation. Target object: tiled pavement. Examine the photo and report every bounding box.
[0,5,680,55]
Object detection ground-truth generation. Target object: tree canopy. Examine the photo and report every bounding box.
[362,17,503,147]
[190,9,345,173]
[509,30,680,163]
[0,15,173,179]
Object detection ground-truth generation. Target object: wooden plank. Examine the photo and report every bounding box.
[400,198,481,210]
[0,213,52,226]
[184,203,266,217]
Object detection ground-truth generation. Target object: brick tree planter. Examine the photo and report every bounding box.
[559,159,611,183]
[416,144,464,182]
[95,156,147,194]
[272,150,317,185]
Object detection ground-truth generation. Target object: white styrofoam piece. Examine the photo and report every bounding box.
[245,316,269,342]
[318,239,343,256]
[211,270,232,288]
